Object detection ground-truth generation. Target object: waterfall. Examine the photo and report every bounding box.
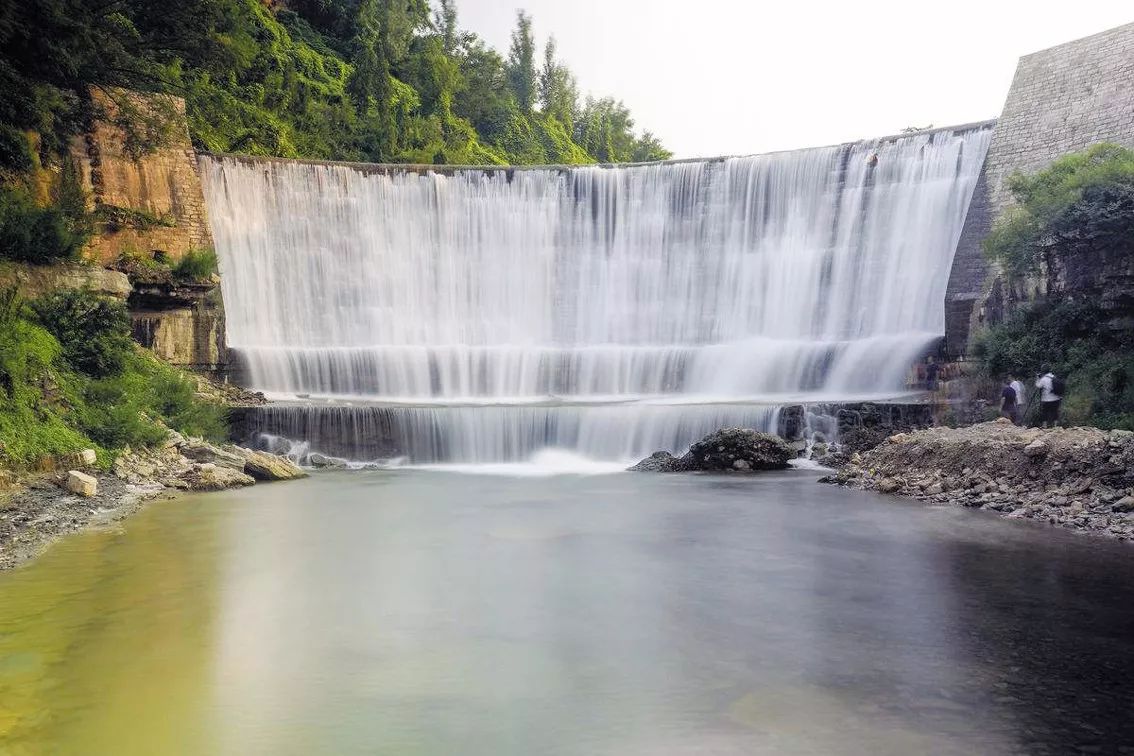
[201,124,992,464]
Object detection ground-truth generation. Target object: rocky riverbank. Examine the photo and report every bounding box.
[0,434,305,570]
[824,420,1134,541]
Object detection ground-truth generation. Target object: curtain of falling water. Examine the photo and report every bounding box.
[201,126,991,462]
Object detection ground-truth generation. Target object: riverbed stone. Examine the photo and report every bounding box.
[180,440,246,471]
[234,447,308,481]
[65,471,98,497]
[184,463,254,491]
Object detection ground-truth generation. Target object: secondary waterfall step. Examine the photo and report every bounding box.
[202,126,991,463]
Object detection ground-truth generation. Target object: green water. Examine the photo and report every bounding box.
[2,470,1133,755]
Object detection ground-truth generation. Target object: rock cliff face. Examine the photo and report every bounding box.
[0,261,130,300]
[128,276,226,373]
[71,89,214,266]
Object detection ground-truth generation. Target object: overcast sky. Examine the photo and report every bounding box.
[456,1,1131,158]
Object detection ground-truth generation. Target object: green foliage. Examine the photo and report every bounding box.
[506,11,537,116]
[973,299,1134,429]
[0,287,226,466]
[0,187,87,264]
[78,352,226,448]
[985,143,1134,275]
[30,289,134,378]
[172,247,219,281]
[0,0,668,169]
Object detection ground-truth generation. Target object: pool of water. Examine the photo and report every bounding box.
[1,469,1132,755]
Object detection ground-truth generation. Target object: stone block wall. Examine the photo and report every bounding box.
[945,22,1134,356]
[71,89,213,265]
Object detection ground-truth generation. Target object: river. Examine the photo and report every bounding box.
[1,470,1133,754]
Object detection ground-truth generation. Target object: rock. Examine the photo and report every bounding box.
[183,463,254,491]
[163,430,187,449]
[631,428,793,473]
[1024,439,1047,457]
[925,482,944,496]
[241,449,308,481]
[65,471,98,497]
[628,451,683,472]
[61,449,98,468]
[685,428,794,472]
[180,440,246,471]
[1112,496,1134,513]
[878,478,900,493]
[307,452,349,469]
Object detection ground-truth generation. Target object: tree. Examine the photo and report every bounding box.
[538,36,578,133]
[434,0,459,54]
[631,131,672,163]
[506,10,537,115]
[576,97,637,162]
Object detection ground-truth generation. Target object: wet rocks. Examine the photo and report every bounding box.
[181,463,255,491]
[225,445,308,481]
[825,422,1134,541]
[307,452,349,469]
[630,428,794,473]
[180,439,246,470]
[628,451,682,472]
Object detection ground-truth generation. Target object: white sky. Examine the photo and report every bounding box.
[456,1,1132,158]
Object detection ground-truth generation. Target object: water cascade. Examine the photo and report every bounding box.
[201,124,992,464]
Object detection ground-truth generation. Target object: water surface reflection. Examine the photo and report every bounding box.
[1,471,1132,754]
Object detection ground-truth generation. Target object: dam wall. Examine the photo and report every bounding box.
[945,22,1134,356]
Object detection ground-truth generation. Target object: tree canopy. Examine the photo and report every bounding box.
[0,0,672,169]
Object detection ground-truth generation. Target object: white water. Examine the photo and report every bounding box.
[201,125,991,463]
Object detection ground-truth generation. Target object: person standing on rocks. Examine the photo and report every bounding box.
[1009,374,1026,421]
[1000,377,1021,425]
[1034,368,1064,428]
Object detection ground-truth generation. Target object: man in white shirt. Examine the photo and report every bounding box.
[1034,369,1062,428]
[1009,375,1026,423]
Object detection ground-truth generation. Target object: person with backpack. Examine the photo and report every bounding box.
[1034,368,1065,428]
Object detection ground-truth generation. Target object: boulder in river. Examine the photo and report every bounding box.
[629,428,794,473]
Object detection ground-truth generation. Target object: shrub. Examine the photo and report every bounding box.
[985,143,1134,275]
[30,289,134,378]
[0,187,86,264]
[172,248,218,281]
[973,300,1134,429]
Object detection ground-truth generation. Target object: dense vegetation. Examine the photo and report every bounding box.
[976,144,1134,429]
[0,0,670,170]
[0,288,226,468]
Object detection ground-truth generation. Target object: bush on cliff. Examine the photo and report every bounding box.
[30,289,134,378]
[172,248,218,281]
[984,143,1134,276]
[0,187,87,264]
